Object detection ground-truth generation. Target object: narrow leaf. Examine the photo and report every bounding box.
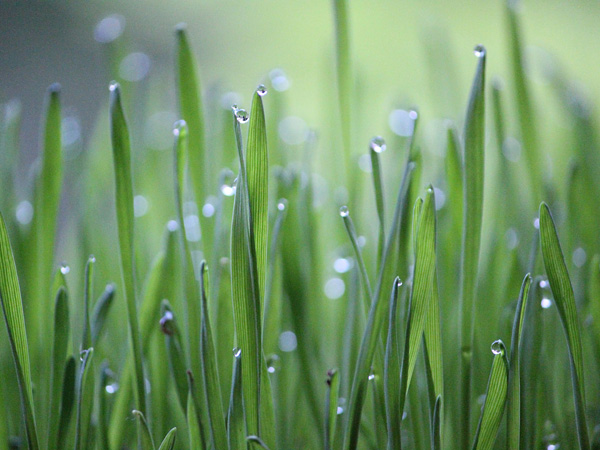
[74,348,94,450]
[91,283,116,345]
[157,428,177,450]
[159,301,188,411]
[228,352,244,450]
[133,410,155,450]
[384,278,402,450]
[56,356,76,449]
[325,369,340,450]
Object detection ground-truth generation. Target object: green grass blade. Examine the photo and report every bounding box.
[384,278,402,450]
[175,24,206,208]
[74,348,94,450]
[539,202,590,449]
[432,395,442,450]
[199,262,228,450]
[56,356,76,449]
[247,435,272,450]
[187,371,208,450]
[424,271,443,421]
[187,390,205,450]
[47,287,69,450]
[109,82,146,414]
[81,255,95,351]
[459,45,486,449]
[506,273,531,449]
[133,410,156,450]
[325,369,340,450]
[369,138,386,266]
[157,428,177,450]
[341,209,373,311]
[91,283,116,345]
[228,352,244,450]
[98,364,112,450]
[0,213,39,450]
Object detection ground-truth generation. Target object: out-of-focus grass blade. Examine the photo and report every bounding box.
[384,278,402,450]
[74,348,94,450]
[187,371,208,450]
[133,410,155,450]
[97,364,112,450]
[187,391,204,450]
[47,287,69,450]
[159,301,188,411]
[91,283,116,345]
[199,262,228,450]
[228,351,244,450]
[0,99,21,207]
[432,395,442,450]
[507,274,531,448]
[589,255,600,346]
[109,82,146,414]
[325,369,340,450]
[157,428,177,450]
[175,24,206,207]
[0,213,39,450]
[471,340,508,450]
[56,356,76,449]
[539,203,590,449]
[81,255,95,351]
[459,45,486,449]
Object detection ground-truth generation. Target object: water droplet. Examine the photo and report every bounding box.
[233,347,241,358]
[278,116,309,145]
[235,108,249,124]
[173,119,187,137]
[79,349,90,362]
[167,220,179,232]
[220,174,237,197]
[533,218,540,229]
[572,247,587,268]
[336,397,346,415]
[277,199,287,211]
[60,264,70,275]
[389,109,416,137]
[368,373,376,381]
[490,340,504,355]
[339,206,349,218]
[433,187,446,210]
[266,354,281,373]
[333,258,352,274]
[94,14,125,43]
[159,311,174,335]
[88,255,96,264]
[119,52,151,82]
[279,331,298,352]
[541,298,552,309]
[109,81,119,92]
[202,202,216,218]
[269,68,290,92]
[324,278,345,299]
[539,279,549,289]
[357,236,367,248]
[134,195,149,217]
[105,382,119,394]
[474,44,486,58]
[369,136,386,153]
[184,215,201,242]
[15,200,33,225]
[257,84,267,97]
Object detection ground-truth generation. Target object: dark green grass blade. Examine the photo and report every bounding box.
[341,209,373,311]
[157,428,177,450]
[160,301,188,411]
[506,274,531,449]
[384,278,402,450]
[0,213,39,450]
[81,255,95,351]
[199,262,228,450]
[472,341,508,450]
[325,369,340,450]
[187,371,208,450]
[56,356,76,449]
[47,287,69,450]
[133,410,156,450]
[109,82,146,414]
[432,395,442,450]
[98,364,111,450]
[176,24,206,208]
[74,348,94,450]
[539,203,590,449]
[91,283,116,345]
[187,390,205,450]
[228,352,244,450]
[459,45,486,449]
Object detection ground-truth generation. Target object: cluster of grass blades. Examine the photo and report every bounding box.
[0,0,599,449]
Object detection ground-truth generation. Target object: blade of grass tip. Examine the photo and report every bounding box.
[505,0,542,204]
[228,351,244,450]
[247,435,272,450]
[325,369,340,450]
[369,137,387,267]
[133,410,156,450]
[471,340,509,450]
[384,278,402,450]
[459,45,486,449]
[56,356,76,449]
[91,283,116,345]
[109,82,146,414]
[231,108,262,439]
[506,273,531,449]
[157,428,177,450]
[74,348,94,450]
[175,24,206,210]
[98,363,113,450]
[199,262,228,450]
[47,287,69,450]
[343,157,416,450]
[187,371,208,450]
[539,203,590,449]
[0,213,39,450]
[81,255,95,351]
[432,395,442,450]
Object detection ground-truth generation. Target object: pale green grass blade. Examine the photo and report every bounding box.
[0,213,39,450]
[539,203,590,449]
[424,271,443,432]
[81,255,95,351]
[506,273,531,449]
[133,410,156,450]
[176,24,206,207]
[325,369,340,450]
[56,356,76,449]
[47,287,69,450]
[369,138,386,266]
[199,262,228,450]
[228,352,244,450]
[589,255,600,348]
[384,278,402,450]
[160,301,188,411]
[472,341,508,450]
[432,395,442,450]
[444,125,463,238]
[91,283,116,345]
[109,82,146,414]
[74,347,94,450]
[157,428,177,450]
[459,45,486,449]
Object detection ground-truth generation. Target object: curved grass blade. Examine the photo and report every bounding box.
[0,213,39,450]
[47,287,69,450]
[74,348,94,450]
[325,369,340,450]
[459,45,486,449]
[539,203,590,449]
[91,283,116,345]
[157,428,177,450]
[471,340,508,450]
[432,395,442,450]
[133,410,155,450]
[506,273,531,448]
[199,262,228,450]
[228,352,244,450]
[175,24,206,208]
[247,435,271,450]
[384,278,402,450]
[109,82,146,414]
[56,356,76,449]
[81,255,95,351]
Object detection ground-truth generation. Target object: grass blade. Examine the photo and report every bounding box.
[133,410,156,450]
[187,390,205,450]
[459,45,486,448]
[74,348,94,450]
[56,356,76,449]
[228,351,244,450]
[187,371,208,450]
[539,202,590,449]
[384,278,402,450]
[432,395,442,450]
[109,82,146,414]
[506,273,531,448]
[81,255,95,351]
[0,213,39,450]
[157,428,177,450]
[91,283,116,345]
[369,138,386,266]
[325,369,340,450]
[471,340,508,450]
